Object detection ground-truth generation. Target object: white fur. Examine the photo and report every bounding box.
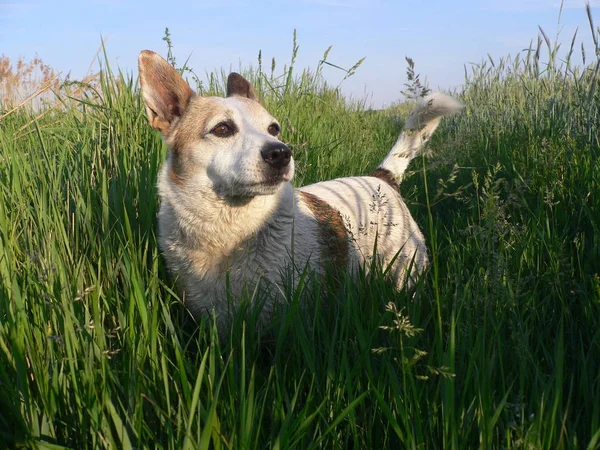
[138,50,463,329]
[379,93,464,182]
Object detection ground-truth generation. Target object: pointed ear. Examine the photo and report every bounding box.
[138,50,194,136]
[227,72,259,101]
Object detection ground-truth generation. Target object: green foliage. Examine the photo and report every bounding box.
[1,23,600,449]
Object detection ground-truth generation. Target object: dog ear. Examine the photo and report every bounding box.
[227,73,259,101]
[138,50,194,136]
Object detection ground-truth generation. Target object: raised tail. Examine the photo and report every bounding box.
[375,92,464,185]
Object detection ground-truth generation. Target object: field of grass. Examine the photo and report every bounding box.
[1,22,600,449]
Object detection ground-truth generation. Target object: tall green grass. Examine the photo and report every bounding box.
[1,18,600,449]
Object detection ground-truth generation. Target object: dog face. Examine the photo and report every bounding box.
[139,51,294,199]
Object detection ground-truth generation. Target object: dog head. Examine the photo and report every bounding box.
[138,50,294,199]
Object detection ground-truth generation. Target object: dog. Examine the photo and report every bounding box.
[138,50,463,329]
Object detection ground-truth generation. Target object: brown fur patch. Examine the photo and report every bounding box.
[138,50,194,137]
[371,168,399,190]
[298,191,349,271]
[227,72,259,101]
[165,98,220,186]
[169,98,217,151]
[169,165,184,186]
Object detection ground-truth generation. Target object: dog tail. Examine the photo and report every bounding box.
[375,92,463,184]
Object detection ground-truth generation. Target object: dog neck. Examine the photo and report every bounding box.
[159,176,294,257]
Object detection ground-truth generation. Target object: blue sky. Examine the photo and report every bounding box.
[1,0,599,107]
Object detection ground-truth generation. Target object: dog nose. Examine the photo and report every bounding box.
[260,142,292,170]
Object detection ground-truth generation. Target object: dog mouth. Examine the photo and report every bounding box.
[245,172,291,189]
[232,168,292,196]
[214,169,292,200]
[263,169,293,185]
[247,164,292,186]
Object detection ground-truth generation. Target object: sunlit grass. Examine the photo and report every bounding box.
[1,15,600,449]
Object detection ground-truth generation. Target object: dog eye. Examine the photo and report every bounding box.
[211,122,235,138]
[267,123,280,136]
